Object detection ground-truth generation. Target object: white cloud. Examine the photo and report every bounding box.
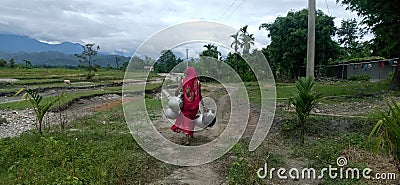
[0,0,362,56]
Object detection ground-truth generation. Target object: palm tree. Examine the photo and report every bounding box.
[290,76,320,145]
[200,44,221,59]
[241,34,255,55]
[230,32,241,53]
[239,25,255,55]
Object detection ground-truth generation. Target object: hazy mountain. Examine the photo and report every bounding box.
[0,51,131,67]
[0,34,83,54]
[0,34,131,67]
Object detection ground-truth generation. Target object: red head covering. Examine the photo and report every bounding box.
[182,67,201,106]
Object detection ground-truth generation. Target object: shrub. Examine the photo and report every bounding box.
[348,74,370,81]
[14,88,64,135]
[368,96,400,170]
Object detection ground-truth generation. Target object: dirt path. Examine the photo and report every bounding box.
[148,81,328,184]
[149,84,230,184]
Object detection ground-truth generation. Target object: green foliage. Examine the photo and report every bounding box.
[239,25,255,55]
[86,71,95,80]
[227,141,284,184]
[9,58,15,68]
[260,9,340,80]
[348,74,370,81]
[276,80,389,103]
[23,60,32,68]
[337,18,359,48]
[336,18,373,60]
[230,32,240,53]
[226,143,258,184]
[225,52,256,82]
[336,56,384,64]
[75,43,100,67]
[14,88,64,135]
[75,43,100,80]
[389,71,395,81]
[0,58,6,67]
[368,96,400,167]
[200,44,221,59]
[229,25,256,55]
[154,50,182,73]
[338,0,400,58]
[290,76,321,145]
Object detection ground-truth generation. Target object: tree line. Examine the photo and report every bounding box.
[151,4,400,89]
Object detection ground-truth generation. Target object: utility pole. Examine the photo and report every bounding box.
[306,0,316,78]
[186,48,189,70]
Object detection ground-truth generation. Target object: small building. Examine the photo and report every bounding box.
[327,58,398,80]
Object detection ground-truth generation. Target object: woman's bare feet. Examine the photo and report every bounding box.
[185,134,190,145]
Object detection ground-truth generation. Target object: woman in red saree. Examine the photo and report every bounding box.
[171,67,205,145]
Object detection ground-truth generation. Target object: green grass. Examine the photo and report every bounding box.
[0,67,398,184]
[235,80,390,105]
[0,87,122,110]
[226,140,284,185]
[0,68,128,80]
[0,81,118,95]
[0,81,162,111]
[278,80,389,99]
[0,105,176,184]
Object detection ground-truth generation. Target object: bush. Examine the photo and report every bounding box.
[348,74,370,81]
[368,96,400,169]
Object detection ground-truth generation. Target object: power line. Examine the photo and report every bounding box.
[222,0,246,23]
[324,0,331,16]
[218,0,239,21]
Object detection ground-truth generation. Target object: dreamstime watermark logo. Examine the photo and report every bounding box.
[122,21,276,166]
[257,156,396,181]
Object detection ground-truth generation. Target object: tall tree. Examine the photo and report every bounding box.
[75,43,100,68]
[239,25,255,55]
[259,9,340,80]
[230,32,241,53]
[115,56,121,69]
[0,59,6,67]
[337,18,359,48]
[336,18,371,59]
[200,44,221,59]
[154,50,181,73]
[9,58,15,68]
[24,60,32,68]
[337,0,400,89]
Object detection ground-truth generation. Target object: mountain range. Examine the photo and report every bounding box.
[0,34,83,54]
[0,34,130,67]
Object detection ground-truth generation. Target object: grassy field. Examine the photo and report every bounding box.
[0,68,128,80]
[240,80,392,104]
[1,67,400,184]
[0,104,176,184]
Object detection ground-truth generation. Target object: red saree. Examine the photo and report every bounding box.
[171,67,201,136]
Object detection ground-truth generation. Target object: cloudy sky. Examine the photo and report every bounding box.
[0,0,359,56]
